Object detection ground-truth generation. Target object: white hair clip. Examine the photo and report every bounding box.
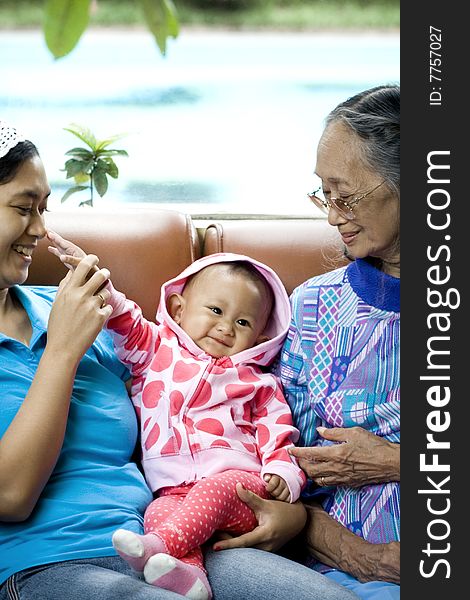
[0,120,26,159]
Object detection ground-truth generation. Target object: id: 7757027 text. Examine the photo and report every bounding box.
[429,26,442,106]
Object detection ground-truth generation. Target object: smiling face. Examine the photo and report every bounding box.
[169,263,272,358]
[316,121,400,276]
[0,155,50,291]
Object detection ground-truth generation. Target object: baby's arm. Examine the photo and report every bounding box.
[48,230,90,270]
[47,230,159,379]
[48,231,111,300]
[252,379,306,503]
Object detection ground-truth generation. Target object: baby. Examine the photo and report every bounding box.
[49,231,306,600]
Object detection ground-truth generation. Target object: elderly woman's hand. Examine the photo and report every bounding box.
[212,483,307,553]
[289,426,400,488]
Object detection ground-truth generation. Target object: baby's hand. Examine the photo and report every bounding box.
[263,474,291,502]
[47,230,93,273]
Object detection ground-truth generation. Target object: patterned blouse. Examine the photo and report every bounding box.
[278,258,400,566]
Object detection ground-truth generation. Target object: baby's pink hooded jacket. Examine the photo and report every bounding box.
[106,253,306,502]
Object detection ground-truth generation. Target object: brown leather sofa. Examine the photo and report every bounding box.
[26,208,346,319]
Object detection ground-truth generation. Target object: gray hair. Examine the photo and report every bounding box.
[326,84,400,198]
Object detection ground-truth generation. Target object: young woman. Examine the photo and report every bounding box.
[0,120,357,600]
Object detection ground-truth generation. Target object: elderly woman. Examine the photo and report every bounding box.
[216,85,400,600]
[282,85,400,599]
[0,121,358,600]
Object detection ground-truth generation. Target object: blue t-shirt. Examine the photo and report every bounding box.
[0,286,153,585]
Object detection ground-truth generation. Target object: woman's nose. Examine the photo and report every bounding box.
[27,212,47,239]
[327,204,348,227]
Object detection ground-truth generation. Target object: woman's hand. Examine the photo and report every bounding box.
[47,229,112,363]
[212,483,307,552]
[47,254,112,364]
[289,426,400,488]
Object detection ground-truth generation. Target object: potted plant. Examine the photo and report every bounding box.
[61,123,128,207]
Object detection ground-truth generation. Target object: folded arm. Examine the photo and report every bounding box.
[304,501,400,583]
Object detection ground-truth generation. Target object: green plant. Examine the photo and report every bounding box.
[44,0,179,59]
[61,124,128,207]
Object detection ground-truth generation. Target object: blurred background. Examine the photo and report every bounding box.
[0,0,399,217]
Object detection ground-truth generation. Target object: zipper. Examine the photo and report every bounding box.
[179,355,232,473]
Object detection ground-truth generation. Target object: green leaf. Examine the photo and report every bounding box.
[94,158,109,173]
[64,158,90,178]
[95,134,128,151]
[139,0,179,56]
[96,149,129,158]
[74,173,91,184]
[64,124,97,150]
[65,147,94,158]
[44,0,92,59]
[61,184,88,203]
[93,169,109,197]
[102,158,119,179]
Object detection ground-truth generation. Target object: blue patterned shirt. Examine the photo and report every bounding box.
[278,259,400,549]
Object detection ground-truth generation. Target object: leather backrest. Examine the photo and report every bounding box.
[26,208,201,320]
[202,219,347,295]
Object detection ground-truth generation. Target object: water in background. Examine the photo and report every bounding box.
[1,29,399,216]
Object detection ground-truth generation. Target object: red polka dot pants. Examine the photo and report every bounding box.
[144,469,269,571]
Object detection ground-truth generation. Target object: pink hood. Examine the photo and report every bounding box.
[156,253,291,368]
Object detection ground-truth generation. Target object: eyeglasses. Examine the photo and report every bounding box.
[308,180,386,220]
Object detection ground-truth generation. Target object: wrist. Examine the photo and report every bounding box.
[42,344,81,370]
[378,541,400,583]
[304,503,398,582]
[343,540,400,584]
[340,536,379,582]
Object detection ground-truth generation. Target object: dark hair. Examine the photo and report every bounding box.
[221,261,276,327]
[225,260,269,288]
[326,84,400,198]
[185,260,274,315]
[0,140,39,185]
